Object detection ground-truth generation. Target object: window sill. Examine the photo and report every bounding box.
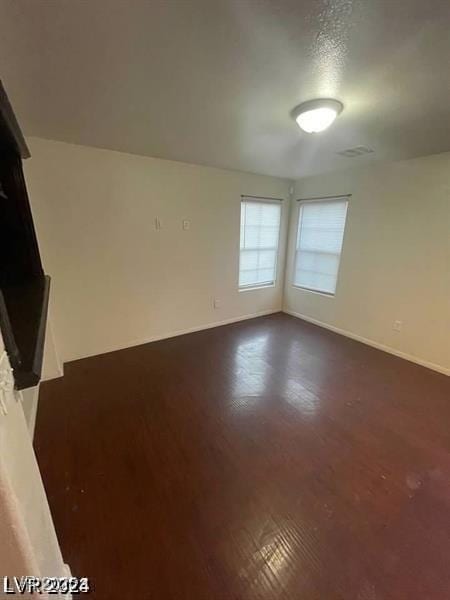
[292,284,335,298]
[239,283,276,293]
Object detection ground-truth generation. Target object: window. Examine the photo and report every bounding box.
[239,198,281,289]
[293,198,348,295]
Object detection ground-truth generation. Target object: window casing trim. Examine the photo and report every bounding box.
[291,197,349,296]
[239,282,276,292]
[241,194,284,204]
[238,197,283,290]
[291,284,335,297]
[296,193,351,204]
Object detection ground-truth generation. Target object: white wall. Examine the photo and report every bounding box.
[23,138,449,375]
[0,332,67,594]
[20,387,39,438]
[24,138,289,364]
[41,311,63,382]
[284,152,450,374]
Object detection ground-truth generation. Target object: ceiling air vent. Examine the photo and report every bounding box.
[337,146,374,158]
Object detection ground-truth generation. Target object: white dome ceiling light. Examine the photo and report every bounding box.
[292,99,344,133]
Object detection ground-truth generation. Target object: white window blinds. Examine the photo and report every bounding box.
[293,199,348,295]
[239,199,281,289]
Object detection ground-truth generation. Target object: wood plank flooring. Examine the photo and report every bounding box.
[35,313,450,599]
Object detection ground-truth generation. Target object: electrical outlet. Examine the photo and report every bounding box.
[182,219,190,230]
[155,217,162,230]
[393,320,402,332]
[213,298,221,309]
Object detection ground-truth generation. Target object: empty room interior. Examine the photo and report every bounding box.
[0,1,450,598]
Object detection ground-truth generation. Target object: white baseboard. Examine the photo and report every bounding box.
[66,309,281,363]
[283,309,450,376]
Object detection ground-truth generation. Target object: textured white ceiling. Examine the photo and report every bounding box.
[1,0,449,178]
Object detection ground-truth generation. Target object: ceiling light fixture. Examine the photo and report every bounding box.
[292,99,343,133]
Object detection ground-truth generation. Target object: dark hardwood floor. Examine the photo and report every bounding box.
[35,313,450,599]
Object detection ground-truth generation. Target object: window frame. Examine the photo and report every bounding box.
[238,196,283,292]
[292,196,349,297]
